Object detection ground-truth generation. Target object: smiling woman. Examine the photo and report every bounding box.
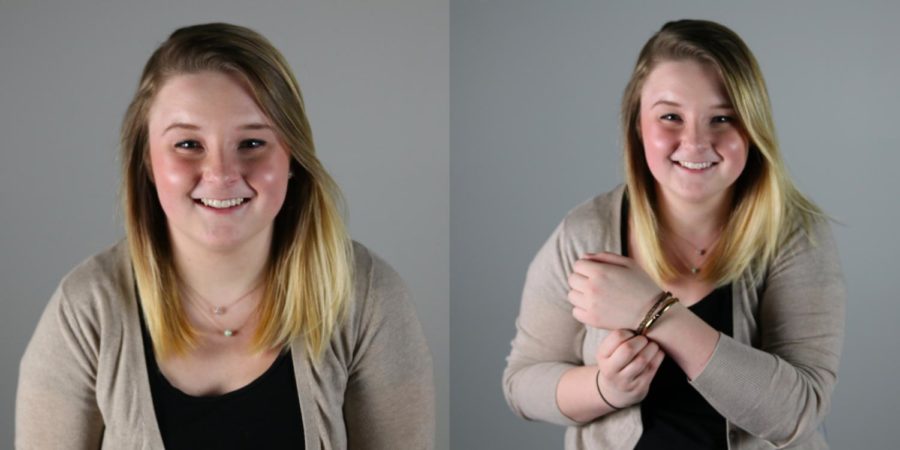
[503,19,845,450]
[16,23,434,449]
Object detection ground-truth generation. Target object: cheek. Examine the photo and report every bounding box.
[249,151,291,209]
[148,148,196,210]
[719,132,750,174]
[640,122,678,173]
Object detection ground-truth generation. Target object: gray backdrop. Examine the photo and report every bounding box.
[0,1,448,448]
[451,1,899,449]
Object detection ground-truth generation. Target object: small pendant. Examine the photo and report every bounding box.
[698,249,707,256]
[691,267,700,275]
[223,329,234,337]
[213,306,226,315]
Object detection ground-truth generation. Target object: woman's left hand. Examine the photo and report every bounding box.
[567,252,663,330]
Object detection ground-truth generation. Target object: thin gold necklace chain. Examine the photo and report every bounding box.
[182,288,259,337]
[664,224,722,255]
[663,227,722,275]
[181,277,264,316]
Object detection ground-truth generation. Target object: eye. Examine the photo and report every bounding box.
[712,115,735,124]
[239,139,266,150]
[660,113,681,122]
[174,140,202,150]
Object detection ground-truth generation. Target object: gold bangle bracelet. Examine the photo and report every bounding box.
[635,291,670,335]
[641,296,679,335]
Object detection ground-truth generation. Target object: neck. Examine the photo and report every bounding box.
[170,227,271,305]
[656,187,732,245]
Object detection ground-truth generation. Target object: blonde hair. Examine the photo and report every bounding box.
[621,19,823,286]
[120,23,353,359]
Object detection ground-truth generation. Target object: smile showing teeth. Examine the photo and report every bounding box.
[199,198,246,209]
[676,161,715,170]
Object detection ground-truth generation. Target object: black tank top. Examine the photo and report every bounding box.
[620,195,731,450]
[136,282,305,449]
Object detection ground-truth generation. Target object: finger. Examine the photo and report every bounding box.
[566,288,586,309]
[605,335,649,372]
[582,252,633,268]
[597,329,638,359]
[619,341,660,380]
[571,306,589,324]
[567,271,589,292]
[635,350,666,382]
[572,258,603,277]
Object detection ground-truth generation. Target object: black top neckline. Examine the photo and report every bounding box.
[136,295,291,402]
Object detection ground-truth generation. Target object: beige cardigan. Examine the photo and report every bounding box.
[17,240,435,449]
[503,185,845,449]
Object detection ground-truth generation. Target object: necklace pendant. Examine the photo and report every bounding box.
[223,329,234,337]
[691,267,700,275]
[213,306,226,315]
[698,249,707,256]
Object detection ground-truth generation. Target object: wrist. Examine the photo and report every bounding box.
[595,368,632,410]
[636,291,677,335]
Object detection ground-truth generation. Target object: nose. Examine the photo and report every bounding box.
[682,120,713,152]
[202,145,240,185]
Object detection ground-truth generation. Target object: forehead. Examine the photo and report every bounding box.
[147,71,270,130]
[640,60,731,107]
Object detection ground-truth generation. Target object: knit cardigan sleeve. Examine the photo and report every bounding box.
[689,219,846,448]
[17,278,105,449]
[502,214,589,427]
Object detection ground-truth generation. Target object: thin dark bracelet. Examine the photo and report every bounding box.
[595,368,624,411]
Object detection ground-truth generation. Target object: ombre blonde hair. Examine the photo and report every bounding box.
[621,19,824,286]
[120,23,353,360]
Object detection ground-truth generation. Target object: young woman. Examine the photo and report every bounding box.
[504,20,845,449]
[17,23,434,449]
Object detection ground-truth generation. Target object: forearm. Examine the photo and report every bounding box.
[556,365,618,423]
[644,301,719,380]
[645,300,838,446]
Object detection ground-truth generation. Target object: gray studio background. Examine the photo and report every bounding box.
[0,1,448,447]
[452,1,898,449]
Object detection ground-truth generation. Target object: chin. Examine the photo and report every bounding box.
[661,183,727,206]
[192,230,251,253]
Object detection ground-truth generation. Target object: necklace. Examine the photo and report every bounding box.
[182,278,262,316]
[186,292,258,337]
[181,281,263,337]
[664,227,722,275]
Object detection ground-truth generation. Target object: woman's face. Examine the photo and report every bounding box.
[147,71,291,253]
[638,59,749,209]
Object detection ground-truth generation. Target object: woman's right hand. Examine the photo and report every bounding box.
[595,329,665,408]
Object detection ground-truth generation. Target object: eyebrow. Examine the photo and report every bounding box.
[650,100,734,109]
[162,122,273,134]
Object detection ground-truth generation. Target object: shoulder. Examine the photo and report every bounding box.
[773,215,842,271]
[53,239,133,321]
[21,239,133,377]
[348,241,413,319]
[531,184,626,265]
[558,184,625,238]
[341,241,430,366]
[759,215,845,298]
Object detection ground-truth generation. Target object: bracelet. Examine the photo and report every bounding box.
[595,368,624,411]
[635,291,671,335]
[640,295,679,335]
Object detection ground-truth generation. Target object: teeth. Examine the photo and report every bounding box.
[677,161,714,170]
[200,198,245,208]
